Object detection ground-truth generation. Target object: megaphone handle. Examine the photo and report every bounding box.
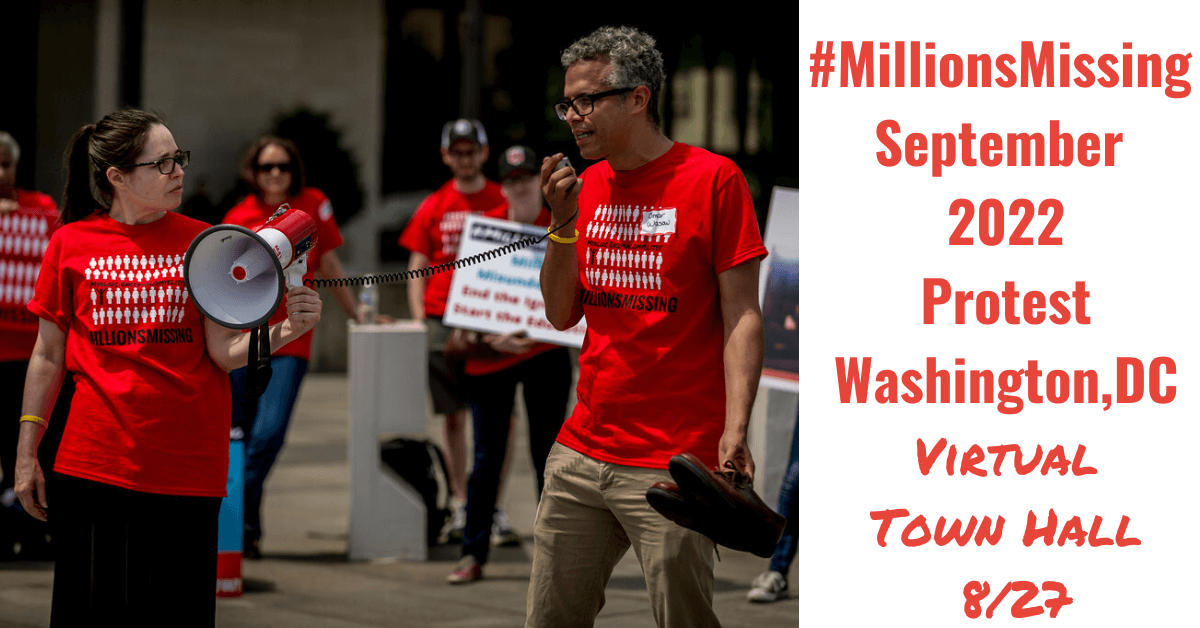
[245,323,274,401]
[285,254,308,290]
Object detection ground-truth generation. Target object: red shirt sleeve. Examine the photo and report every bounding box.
[712,163,767,274]
[398,195,438,257]
[310,190,343,255]
[28,230,71,332]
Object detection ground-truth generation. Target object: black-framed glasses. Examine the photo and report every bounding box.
[127,151,189,175]
[256,161,293,173]
[554,87,635,120]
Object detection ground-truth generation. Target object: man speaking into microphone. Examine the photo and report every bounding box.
[533,26,768,628]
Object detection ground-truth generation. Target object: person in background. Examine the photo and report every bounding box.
[532,26,767,627]
[446,145,573,584]
[747,411,799,602]
[0,130,59,560]
[222,135,359,559]
[398,118,506,541]
[14,108,322,624]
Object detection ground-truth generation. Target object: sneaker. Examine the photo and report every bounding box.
[445,504,466,543]
[747,570,788,603]
[446,556,482,584]
[490,508,521,547]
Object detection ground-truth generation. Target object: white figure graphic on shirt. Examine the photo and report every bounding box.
[92,310,98,325]
[132,309,139,324]
[158,288,166,303]
[149,308,157,323]
[182,288,188,304]
[158,306,166,322]
[139,287,148,302]
[90,289,97,305]
[104,309,112,325]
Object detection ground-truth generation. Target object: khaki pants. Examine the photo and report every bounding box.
[526,443,720,628]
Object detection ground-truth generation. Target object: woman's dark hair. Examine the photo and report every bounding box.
[60,109,165,224]
[240,136,306,199]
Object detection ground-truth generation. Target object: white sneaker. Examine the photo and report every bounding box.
[490,507,521,547]
[747,570,788,603]
[445,504,467,543]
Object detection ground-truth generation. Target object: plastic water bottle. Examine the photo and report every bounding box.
[357,281,378,324]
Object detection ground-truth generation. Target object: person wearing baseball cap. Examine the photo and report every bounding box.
[446,145,572,584]
[397,119,505,543]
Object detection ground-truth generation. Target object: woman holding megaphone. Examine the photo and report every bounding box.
[12,108,322,625]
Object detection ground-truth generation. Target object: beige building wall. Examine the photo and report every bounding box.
[140,0,385,267]
[139,0,387,370]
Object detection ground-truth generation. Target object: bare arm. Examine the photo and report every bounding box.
[318,250,360,322]
[15,319,68,520]
[204,286,323,371]
[716,259,765,480]
[538,153,584,330]
[407,251,428,321]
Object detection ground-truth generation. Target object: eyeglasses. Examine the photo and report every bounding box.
[127,151,189,175]
[256,162,293,174]
[554,87,635,121]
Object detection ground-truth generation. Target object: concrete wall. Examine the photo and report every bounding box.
[140,0,385,271]
[139,0,386,370]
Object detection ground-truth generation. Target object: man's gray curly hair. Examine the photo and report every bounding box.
[561,26,666,129]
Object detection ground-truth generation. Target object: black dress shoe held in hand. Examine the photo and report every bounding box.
[646,453,786,558]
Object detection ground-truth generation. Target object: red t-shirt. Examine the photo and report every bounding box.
[1,190,58,362]
[222,188,344,361]
[462,203,558,376]
[398,179,505,317]
[555,143,767,470]
[29,211,232,497]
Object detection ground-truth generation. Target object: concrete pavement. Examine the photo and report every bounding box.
[0,373,800,627]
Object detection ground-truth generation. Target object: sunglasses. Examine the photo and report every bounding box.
[256,162,293,173]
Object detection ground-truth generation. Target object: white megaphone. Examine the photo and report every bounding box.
[184,205,317,329]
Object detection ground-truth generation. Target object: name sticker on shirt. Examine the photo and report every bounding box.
[640,208,677,236]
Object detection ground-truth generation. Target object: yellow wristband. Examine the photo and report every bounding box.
[19,415,46,428]
[547,228,580,244]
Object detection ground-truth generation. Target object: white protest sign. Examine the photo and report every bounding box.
[443,214,586,347]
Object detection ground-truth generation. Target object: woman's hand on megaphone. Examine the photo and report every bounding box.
[282,286,323,338]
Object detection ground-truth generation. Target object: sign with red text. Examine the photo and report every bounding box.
[443,214,586,347]
[799,1,1196,625]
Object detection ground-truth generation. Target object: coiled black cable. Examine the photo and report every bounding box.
[305,210,578,288]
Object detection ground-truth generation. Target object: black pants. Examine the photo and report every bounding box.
[462,348,573,564]
[49,473,221,627]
